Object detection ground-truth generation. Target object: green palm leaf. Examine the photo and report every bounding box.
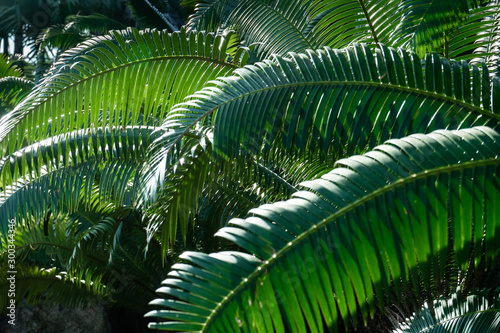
[187,0,401,59]
[307,0,400,48]
[150,44,500,180]
[64,14,128,34]
[146,126,500,332]
[391,0,472,57]
[393,288,500,332]
[191,0,316,60]
[0,77,34,112]
[0,54,22,78]
[447,2,500,61]
[471,1,500,76]
[0,27,247,154]
[0,265,106,311]
[0,126,155,225]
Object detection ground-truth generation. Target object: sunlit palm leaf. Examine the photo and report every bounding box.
[393,288,500,333]
[0,54,22,78]
[0,126,155,226]
[0,27,247,154]
[147,126,500,332]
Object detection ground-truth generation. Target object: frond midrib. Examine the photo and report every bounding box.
[199,80,496,122]
[202,157,500,331]
[249,1,314,50]
[0,156,145,210]
[2,54,239,146]
[161,79,498,173]
[357,0,380,43]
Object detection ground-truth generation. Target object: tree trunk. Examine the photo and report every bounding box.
[14,29,23,55]
[2,37,8,56]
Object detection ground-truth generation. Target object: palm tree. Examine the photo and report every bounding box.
[0,0,499,332]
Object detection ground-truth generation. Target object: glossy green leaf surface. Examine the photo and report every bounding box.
[147,126,500,332]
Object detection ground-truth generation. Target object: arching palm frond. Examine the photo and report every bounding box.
[146,126,500,332]
[471,1,500,76]
[0,264,107,311]
[187,0,400,60]
[447,2,500,60]
[150,44,500,185]
[0,54,22,78]
[393,288,500,333]
[0,27,247,155]
[0,77,34,113]
[127,0,185,31]
[0,126,155,227]
[391,0,473,57]
[306,0,400,49]
[187,1,497,64]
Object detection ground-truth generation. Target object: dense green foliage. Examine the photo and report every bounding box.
[0,0,500,332]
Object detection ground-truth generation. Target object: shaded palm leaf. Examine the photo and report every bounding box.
[144,135,212,258]
[0,54,22,78]
[0,265,106,311]
[0,126,155,225]
[411,1,500,61]
[64,14,128,34]
[471,1,500,76]
[0,77,34,112]
[307,0,400,48]
[391,0,472,57]
[36,25,90,52]
[146,126,500,332]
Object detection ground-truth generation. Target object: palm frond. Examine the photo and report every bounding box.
[0,54,22,78]
[65,14,128,34]
[36,25,89,53]
[471,1,500,76]
[0,206,165,313]
[391,0,472,57]
[144,135,212,258]
[127,0,185,31]
[0,77,34,111]
[0,27,247,155]
[150,44,500,181]
[0,126,155,226]
[394,288,500,332]
[188,0,320,60]
[0,264,106,313]
[307,0,400,48]
[146,126,500,332]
